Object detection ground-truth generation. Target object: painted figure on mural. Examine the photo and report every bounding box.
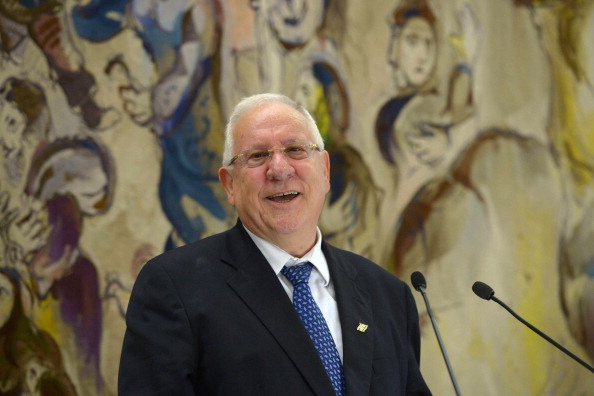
[89,0,232,250]
[0,0,119,130]
[0,268,77,395]
[375,0,475,178]
[0,78,49,189]
[375,0,439,168]
[0,76,115,394]
[516,0,594,364]
[0,71,114,391]
[248,0,383,257]
[23,137,114,393]
[385,1,594,393]
[0,78,51,295]
[0,80,46,189]
[373,0,479,267]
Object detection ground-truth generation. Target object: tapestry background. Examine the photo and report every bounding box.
[1,0,594,394]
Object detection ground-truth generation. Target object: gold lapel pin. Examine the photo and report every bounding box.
[356,323,368,333]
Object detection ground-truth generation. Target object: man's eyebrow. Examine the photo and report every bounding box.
[243,144,267,150]
[282,138,311,145]
[242,139,307,150]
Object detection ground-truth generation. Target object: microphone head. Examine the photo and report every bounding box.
[411,271,427,291]
[472,281,495,300]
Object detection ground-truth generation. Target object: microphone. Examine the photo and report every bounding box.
[472,281,594,374]
[411,271,462,396]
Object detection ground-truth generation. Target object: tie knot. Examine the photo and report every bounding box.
[281,262,313,286]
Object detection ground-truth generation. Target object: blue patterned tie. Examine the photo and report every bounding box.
[282,262,346,396]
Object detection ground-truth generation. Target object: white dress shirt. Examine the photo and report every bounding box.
[244,226,344,361]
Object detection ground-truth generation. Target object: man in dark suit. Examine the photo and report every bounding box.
[118,93,432,395]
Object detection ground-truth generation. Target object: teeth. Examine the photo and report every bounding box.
[269,191,298,198]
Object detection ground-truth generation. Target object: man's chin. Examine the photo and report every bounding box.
[269,220,302,235]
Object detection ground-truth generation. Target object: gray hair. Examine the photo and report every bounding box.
[222,93,325,166]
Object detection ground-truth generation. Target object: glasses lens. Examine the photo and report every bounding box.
[284,144,311,160]
[238,143,317,168]
[242,149,267,167]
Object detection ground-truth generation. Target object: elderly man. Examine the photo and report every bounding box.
[118,93,431,395]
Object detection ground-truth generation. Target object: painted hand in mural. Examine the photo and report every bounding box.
[0,192,48,268]
[27,7,119,130]
[435,2,480,128]
[104,56,152,128]
[405,123,450,167]
[120,84,154,127]
[451,2,482,65]
[103,243,155,319]
[104,270,133,319]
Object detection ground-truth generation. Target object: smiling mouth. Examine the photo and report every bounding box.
[267,191,299,203]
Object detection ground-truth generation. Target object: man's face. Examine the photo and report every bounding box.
[219,102,330,242]
[390,16,437,88]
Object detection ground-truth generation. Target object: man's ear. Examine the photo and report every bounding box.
[322,150,331,193]
[218,167,235,207]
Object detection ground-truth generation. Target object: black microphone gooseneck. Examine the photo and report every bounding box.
[411,271,462,396]
[472,281,594,374]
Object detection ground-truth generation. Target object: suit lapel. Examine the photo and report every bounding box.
[223,224,336,396]
[324,244,375,396]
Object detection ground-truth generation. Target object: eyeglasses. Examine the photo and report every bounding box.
[228,142,320,168]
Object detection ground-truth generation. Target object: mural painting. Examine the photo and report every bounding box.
[0,0,593,394]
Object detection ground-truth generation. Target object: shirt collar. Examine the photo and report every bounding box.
[243,226,330,286]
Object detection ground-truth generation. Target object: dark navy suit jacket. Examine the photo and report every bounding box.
[118,222,431,395]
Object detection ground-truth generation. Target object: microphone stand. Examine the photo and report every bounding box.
[418,285,462,396]
[490,295,594,374]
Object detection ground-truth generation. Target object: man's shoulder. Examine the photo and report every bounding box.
[147,226,241,271]
[323,242,404,285]
[161,231,227,258]
[324,242,372,266]
[137,227,244,286]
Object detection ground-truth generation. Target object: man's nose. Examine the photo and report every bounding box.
[266,150,294,180]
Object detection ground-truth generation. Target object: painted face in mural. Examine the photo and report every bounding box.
[66,162,109,216]
[24,358,50,395]
[0,99,27,159]
[32,146,111,216]
[266,0,325,46]
[390,16,437,88]
[219,102,330,247]
[0,273,15,329]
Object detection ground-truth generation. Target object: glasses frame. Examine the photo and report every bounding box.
[228,142,321,168]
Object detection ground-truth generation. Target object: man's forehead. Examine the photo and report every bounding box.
[245,101,303,122]
[235,127,313,149]
[234,104,311,140]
